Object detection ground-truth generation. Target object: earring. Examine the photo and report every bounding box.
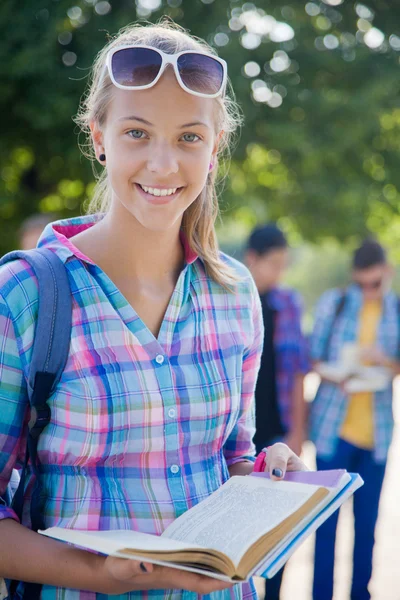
[209,162,213,171]
[99,153,106,162]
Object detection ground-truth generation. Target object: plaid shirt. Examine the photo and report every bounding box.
[267,289,310,433]
[0,216,263,600]
[309,285,400,464]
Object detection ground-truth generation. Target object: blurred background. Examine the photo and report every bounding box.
[2,0,400,327]
[1,2,400,598]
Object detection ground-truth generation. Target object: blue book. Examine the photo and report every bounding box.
[251,471,363,578]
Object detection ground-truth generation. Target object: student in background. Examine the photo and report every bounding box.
[245,224,310,600]
[19,214,56,250]
[310,240,400,600]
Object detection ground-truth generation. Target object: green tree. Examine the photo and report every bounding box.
[216,1,400,247]
[1,0,400,255]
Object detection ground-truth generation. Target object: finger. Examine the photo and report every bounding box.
[161,566,233,594]
[287,454,310,472]
[265,443,291,479]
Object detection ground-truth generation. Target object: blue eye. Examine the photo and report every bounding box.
[128,130,145,139]
[182,133,200,143]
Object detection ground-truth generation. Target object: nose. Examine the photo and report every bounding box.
[146,141,179,176]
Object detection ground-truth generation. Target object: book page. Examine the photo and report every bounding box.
[249,472,350,575]
[39,527,206,556]
[163,476,322,564]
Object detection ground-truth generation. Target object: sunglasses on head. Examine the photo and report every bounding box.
[105,45,227,99]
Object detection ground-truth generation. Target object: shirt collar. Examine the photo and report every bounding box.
[178,230,198,265]
[346,282,397,312]
[38,215,199,266]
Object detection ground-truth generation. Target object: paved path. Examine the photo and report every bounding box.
[256,377,400,600]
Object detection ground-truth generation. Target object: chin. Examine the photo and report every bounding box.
[116,191,194,233]
[134,211,184,233]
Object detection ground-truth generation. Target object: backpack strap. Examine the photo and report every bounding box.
[322,289,347,361]
[0,248,72,599]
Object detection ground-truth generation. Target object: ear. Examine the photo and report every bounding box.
[90,120,105,162]
[211,130,224,164]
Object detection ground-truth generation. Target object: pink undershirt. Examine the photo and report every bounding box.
[51,221,198,266]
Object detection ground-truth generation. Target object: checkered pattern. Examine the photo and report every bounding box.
[309,285,399,464]
[0,216,263,600]
[268,289,310,432]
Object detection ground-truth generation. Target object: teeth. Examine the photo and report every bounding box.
[140,185,177,197]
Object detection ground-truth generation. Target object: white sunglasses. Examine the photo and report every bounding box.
[105,45,227,99]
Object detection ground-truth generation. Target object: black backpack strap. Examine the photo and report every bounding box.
[323,289,347,361]
[0,248,72,599]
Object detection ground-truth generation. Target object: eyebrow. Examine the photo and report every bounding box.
[179,121,210,129]
[118,115,210,129]
[118,116,153,125]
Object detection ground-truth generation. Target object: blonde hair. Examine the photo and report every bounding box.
[75,20,242,288]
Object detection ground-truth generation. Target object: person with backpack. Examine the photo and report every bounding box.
[244,223,310,600]
[0,21,307,600]
[310,239,400,600]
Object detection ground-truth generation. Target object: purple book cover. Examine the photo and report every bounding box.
[251,469,347,488]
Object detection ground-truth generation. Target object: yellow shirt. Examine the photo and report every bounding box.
[340,299,382,449]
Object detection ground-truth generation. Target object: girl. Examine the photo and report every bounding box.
[0,21,307,599]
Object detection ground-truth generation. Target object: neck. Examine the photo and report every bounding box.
[363,295,383,303]
[78,204,185,283]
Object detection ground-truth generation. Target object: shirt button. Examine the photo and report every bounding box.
[155,354,164,364]
[170,464,180,474]
[168,408,176,418]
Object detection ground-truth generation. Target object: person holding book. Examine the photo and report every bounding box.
[245,223,310,599]
[0,21,308,600]
[310,239,400,600]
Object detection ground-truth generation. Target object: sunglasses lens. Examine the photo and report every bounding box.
[357,279,382,290]
[111,47,162,87]
[177,53,224,95]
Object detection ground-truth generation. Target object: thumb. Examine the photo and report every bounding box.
[265,443,291,480]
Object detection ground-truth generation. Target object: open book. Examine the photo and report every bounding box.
[315,342,392,392]
[316,363,391,392]
[39,470,363,583]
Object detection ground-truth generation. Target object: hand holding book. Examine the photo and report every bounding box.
[40,442,312,596]
[39,444,363,585]
[102,554,234,595]
[40,469,363,582]
[254,442,309,480]
[315,342,393,392]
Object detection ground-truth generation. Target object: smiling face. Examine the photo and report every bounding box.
[91,67,219,232]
